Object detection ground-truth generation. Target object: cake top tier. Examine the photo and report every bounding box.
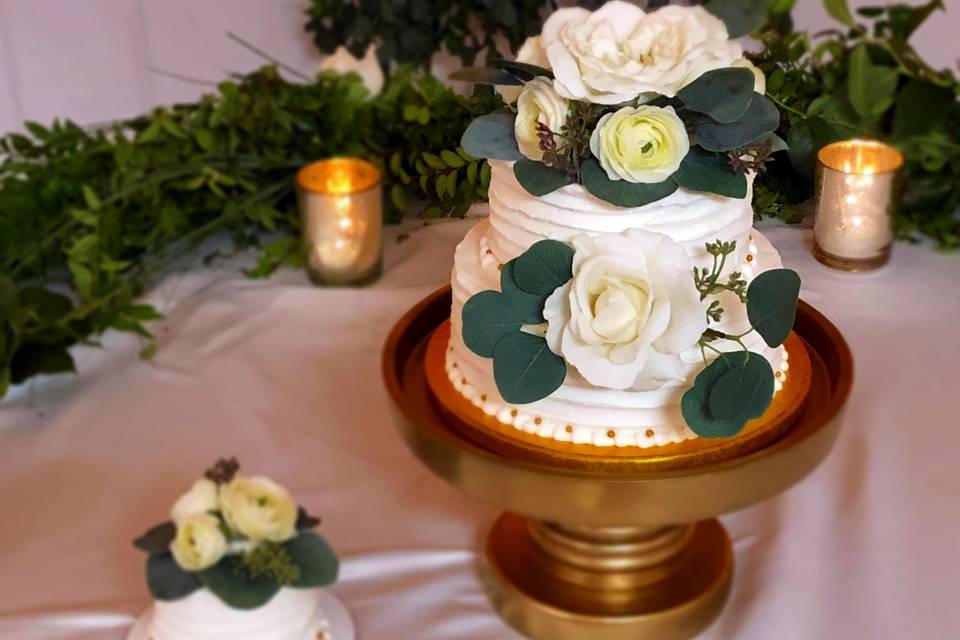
[452,1,783,211]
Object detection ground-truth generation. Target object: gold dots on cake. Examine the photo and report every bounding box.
[534,417,543,425]
[498,263,504,271]
[645,429,654,438]
[749,233,753,241]
[485,248,493,255]
[480,394,487,401]
[606,429,616,439]
[510,409,518,418]
[461,377,467,385]
[746,254,754,262]
[775,370,783,379]
[451,362,458,368]
[565,424,574,433]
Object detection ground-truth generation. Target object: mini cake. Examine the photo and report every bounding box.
[130,458,341,640]
[439,1,807,455]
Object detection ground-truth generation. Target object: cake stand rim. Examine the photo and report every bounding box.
[382,285,853,524]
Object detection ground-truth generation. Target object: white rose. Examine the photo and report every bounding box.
[543,230,707,391]
[170,513,227,572]
[219,476,298,543]
[515,77,570,161]
[731,57,766,94]
[589,105,689,183]
[498,36,551,103]
[170,479,219,526]
[543,2,742,104]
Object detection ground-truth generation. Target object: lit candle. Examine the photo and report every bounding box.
[813,139,903,271]
[297,158,382,285]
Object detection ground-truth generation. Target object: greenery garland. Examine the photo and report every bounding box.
[0,66,500,398]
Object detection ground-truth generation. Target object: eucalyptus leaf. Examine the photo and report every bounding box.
[449,67,522,86]
[673,151,748,198]
[677,68,756,124]
[285,531,339,588]
[746,268,801,348]
[10,343,75,384]
[581,159,678,208]
[501,260,549,324]
[134,521,176,554]
[487,59,554,81]
[493,332,566,404]
[708,353,775,420]
[198,557,281,610]
[695,95,781,152]
[461,291,523,357]
[824,0,857,27]
[513,239,575,296]
[147,553,203,601]
[461,113,524,161]
[703,0,773,38]
[513,159,570,196]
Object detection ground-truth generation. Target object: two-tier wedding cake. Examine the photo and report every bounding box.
[439,1,807,454]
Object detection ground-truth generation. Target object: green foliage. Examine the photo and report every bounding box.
[694,95,781,152]
[677,68,757,124]
[500,260,549,324]
[674,152,748,199]
[750,0,960,248]
[746,268,801,348]
[461,291,523,358]
[461,112,524,161]
[512,239,575,295]
[492,331,566,404]
[199,556,282,610]
[704,0,775,38]
[285,532,340,588]
[146,553,203,601]
[681,351,775,438]
[238,542,301,586]
[513,159,570,196]
[304,0,591,71]
[134,521,176,554]
[580,159,679,208]
[0,66,500,395]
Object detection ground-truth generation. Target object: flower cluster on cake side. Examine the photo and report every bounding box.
[133,458,338,614]
[451,1,802,441]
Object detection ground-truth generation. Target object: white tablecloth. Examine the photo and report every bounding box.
[1,214,959,640]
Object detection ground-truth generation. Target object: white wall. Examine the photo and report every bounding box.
[0,0,956,133]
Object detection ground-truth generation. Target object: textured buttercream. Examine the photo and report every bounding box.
[147,588,331,640]
[447,161,786,447]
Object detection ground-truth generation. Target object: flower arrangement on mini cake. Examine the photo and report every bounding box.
[454,1,802,439]
[133,458,338,609]
[452,1,783,207]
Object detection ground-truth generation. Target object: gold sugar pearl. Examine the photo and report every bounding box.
[645,429,654,438]
[775,371,783,378]
[510,409,518,418]
[498,263,504,271]
[485,248,493,255]
[452,362,457,368]
[461,378,467,385]
[606,429,616,439]
[565,425,574,433]
[534,417,543,425]
[480,394,487,401]
[746,254,754,262]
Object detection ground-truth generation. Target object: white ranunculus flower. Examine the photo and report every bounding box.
[731,57,766,94]
[219,476,298,543]
[170,478,219,526]
[498,36,551,103]
[543,2,742,104]
[589,105,689,183]
[515,77,570,161]
[543,230,707,391]
[170,513,227,572]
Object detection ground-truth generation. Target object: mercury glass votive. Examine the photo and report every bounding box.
[813,139,904,271]
[296,158,383,286]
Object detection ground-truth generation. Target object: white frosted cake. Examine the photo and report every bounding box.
[447,164,789,448]
[131,459,346,640]
[144,588,331,640]
[445,1,804,451]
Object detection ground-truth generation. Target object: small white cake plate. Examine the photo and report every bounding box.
[127,590,355,640]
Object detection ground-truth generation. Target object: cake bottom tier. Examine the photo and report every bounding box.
[146,588,331,640]
[447,220,789,449]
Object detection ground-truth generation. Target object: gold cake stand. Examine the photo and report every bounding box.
[382,286,852,640]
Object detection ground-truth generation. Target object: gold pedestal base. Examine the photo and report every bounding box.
[383,287,852,640]
[484,514,731,640]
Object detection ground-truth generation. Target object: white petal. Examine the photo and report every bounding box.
[543,281,572,355]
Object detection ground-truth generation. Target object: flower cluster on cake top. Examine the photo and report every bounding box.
[452,1,783,208]
[133,458,338,610]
